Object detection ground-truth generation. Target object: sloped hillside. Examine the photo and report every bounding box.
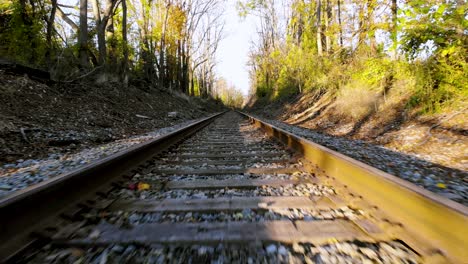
[0,70,224,164]
[246,89,467,172]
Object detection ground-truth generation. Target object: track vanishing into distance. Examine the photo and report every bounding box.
[1,111,467,263]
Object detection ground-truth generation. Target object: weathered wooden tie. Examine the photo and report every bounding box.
[109,196,337,212]
[52,220,376,245]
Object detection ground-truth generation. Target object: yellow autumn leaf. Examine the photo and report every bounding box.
[137,182,151,190]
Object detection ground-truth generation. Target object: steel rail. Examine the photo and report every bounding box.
[0,112,225,261]
[238,111,468,263]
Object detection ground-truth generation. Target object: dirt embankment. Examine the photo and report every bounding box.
[245,90,467,172]
[0,70,224,165]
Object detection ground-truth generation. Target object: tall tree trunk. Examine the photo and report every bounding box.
[181,42,189,94]
[105,0,116,70]
[190,69,195,96]
[96,28,106,65]
[91,0,106,65]
[367,0,377,53]
[177,40,183,91]
[122,0,128,86]
[46,0,57,68]
[159,4,170,90]
[358,1,365,48]
[316,0,323,56]
[293,3,304,45]
[391,0,397,59]
[201,67,206,97]
[138,1,153,81]
[79,0,89,68]
[337,0,343,47]
[324,0,332,53]
[19,0,37,63]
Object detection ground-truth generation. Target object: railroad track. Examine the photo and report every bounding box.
[1,111,467,263]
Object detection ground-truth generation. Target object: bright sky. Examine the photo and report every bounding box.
[215,1,258,96]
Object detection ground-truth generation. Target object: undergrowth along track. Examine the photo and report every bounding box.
[0,111,466,263]
[241,111,468,263]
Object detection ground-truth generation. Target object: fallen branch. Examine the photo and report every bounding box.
[20,128,30,143]
[136,114,151,119]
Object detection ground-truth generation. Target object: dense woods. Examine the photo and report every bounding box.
[240,0,467,115]
[0,0,227,100]
[1,1,466,111]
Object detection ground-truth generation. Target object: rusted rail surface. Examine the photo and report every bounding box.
[1,111,467,263]
[239,111,468,263]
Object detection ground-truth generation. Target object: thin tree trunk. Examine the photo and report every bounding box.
[316,0,323,56]
[190,69,195,96]
[181,41,189,94]
[177,40,182,91]
[184,42,191,94]
[159,3,170,90]
[367,0,377,53]
[358,1,365,47]
[391,0,397,59]
[337,0,343,47]
[96,28,106,66]
[325,0,332,53]
[138,0,153,81]
[46,0,57,68]
[202,67,207,97]
[106,0,116,71]
[79,0,89,68]
[20,0,37,63]
[91,0,106,65]
[122,0,128,86]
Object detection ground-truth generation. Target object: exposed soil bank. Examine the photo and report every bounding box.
[246,91,467,172]
[0,70,224,165]
[245,91,467,204]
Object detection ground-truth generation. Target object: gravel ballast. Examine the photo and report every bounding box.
[27,241,419,263]
[0,116,212,198]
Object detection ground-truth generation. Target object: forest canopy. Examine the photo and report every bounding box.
[0,0,228,101]
[1,0,466,112]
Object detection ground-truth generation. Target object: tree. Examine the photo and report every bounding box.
[45,0,57,67]
[391,0,397,59]
[242,0,467,115]
[90,0,119,67]
[316,0,323,56]
[324,0,332,53]
[1,0,227,101]
[337,0,343,47]
[79,0,89,68]
[121,0,128,85]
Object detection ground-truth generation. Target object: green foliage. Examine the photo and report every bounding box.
[399,0,468,113]
[0,1,47,65]
[408,48,468,113]
[248,0,467,116]
[0,0,13,13]
[349,56,392,90]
